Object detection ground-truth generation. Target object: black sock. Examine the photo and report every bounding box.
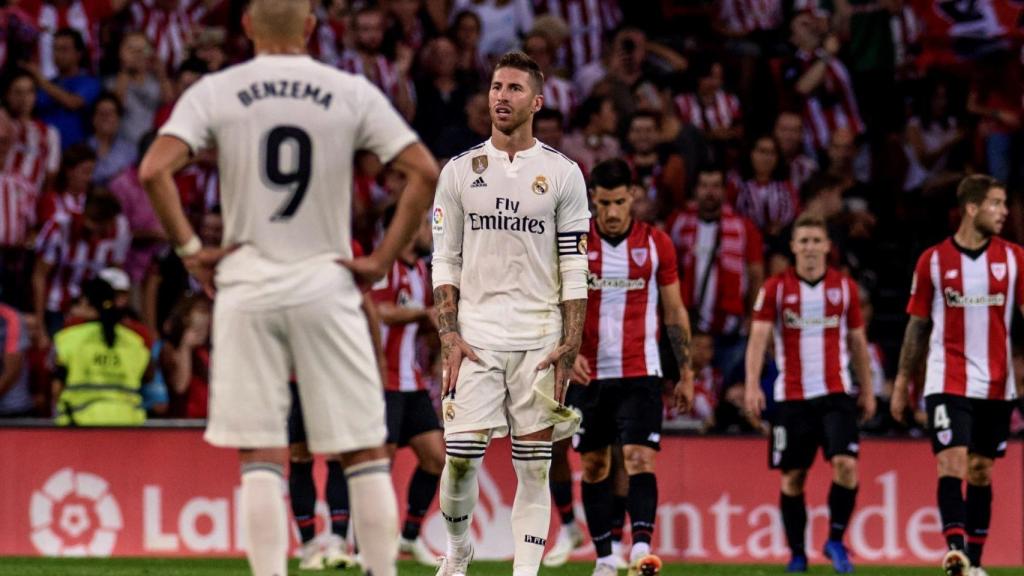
[966,483,992,567]
[627,473,658,546]
[581,478,614,558]
[326,461,350,539]
[938,476,966,551]
[403,467,440,540]
[611,494,627,543]
[828,483,858,543]
[551,479,576,525]
[289,460,317,544]
[780,492,807,557]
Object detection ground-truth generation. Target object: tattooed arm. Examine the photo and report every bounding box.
[891,316,932,423]
[433,284,478,397]
[660,281,695,412]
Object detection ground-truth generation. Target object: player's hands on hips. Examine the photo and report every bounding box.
[858,390,877,423]
[182,245,237,298]
[744,383,766,420]
[537,343,579,406]
[339,254,389,290]
[440,331,479,398]
[570,355,591,385]
[674,369,695,413]
[890,375,909,424]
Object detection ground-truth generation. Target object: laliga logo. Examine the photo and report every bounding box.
[30,468,123,557]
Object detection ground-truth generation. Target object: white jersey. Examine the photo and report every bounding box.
[432,138,590,351]
[159,54,418,309]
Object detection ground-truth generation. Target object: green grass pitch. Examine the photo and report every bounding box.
[1,558,1022,575]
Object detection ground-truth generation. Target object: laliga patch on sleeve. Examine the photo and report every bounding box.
[432,206,445,234]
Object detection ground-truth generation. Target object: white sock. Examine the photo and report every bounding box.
[597,555,618,567]
[347,459,398,576]
[441,432,489,557]
[511,439,553,576]
[240,464,288,576]
[630,541,651,564]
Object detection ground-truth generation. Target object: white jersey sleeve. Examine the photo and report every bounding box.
[555,166,590,301]
[431,159,464,289]
[355,82,419,164]
[159,79,215,153]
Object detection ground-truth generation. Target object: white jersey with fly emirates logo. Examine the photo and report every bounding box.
[159,54,418,309]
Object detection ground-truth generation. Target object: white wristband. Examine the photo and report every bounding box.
[174,235,202,258]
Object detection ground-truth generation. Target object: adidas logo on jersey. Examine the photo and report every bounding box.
[471,177,487,188]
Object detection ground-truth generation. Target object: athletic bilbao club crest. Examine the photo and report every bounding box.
[472,155,488,174]
[826,288,842,306]
[991,262,1007,281]
[937,430,952,446]
[631,248,648,267]
[532,175,549,195]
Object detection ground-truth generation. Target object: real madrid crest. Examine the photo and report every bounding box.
[472,155,488,174]
[532,175,549,195]
[444,402,455,422]
[577,235,588,255]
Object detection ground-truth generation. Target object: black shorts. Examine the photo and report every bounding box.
[385,390,441,447]
[925,394,1013,459]
[770,393,859,471]
[571,377,663,452]
[287,381,306,445]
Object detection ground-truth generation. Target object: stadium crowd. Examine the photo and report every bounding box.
[0,0,1023,437]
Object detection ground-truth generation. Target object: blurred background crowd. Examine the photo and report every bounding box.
[1,0,1024,437]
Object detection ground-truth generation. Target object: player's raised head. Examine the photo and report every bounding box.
[590,158,635,236]
[490,51,544,135]
[790,211,830,267]
[957,174,1006,237]
[244,0,314,47]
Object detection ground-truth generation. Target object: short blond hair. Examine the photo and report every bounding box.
[248,0,310,41]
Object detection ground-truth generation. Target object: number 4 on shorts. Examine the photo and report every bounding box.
[933,404,950,430]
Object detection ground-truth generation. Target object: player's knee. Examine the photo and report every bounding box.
[781,469,808,495]
[581,450,611,483]
[936,448,968,479]
[622,445,656,475]
[967,456,993,486]
[444,432,489,482]
[831,456,858,487]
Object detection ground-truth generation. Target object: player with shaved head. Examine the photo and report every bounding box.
[140,1,439,575]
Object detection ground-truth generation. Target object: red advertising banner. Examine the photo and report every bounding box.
[1,430,1021,566]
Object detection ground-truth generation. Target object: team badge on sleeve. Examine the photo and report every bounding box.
[577,235,588,255]
[532,175,549,195]
[472,155,488,174]
[558,232,587,256]
[432,206,445,234]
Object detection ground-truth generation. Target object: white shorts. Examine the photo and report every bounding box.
[204,277,386,454]
[441,343,581,441]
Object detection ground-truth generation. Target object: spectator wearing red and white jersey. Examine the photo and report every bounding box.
[32,191,130,338]
[665,166,764,378]
[783,14,864,153]
[3,69,61,197]
[532,0,621,75]
[0,107,37,308]
[20,0,124,79]
[730,135,799,242]
[560,95,620,176]
[338,5,415,121]
[37,143,94,224]
[309,0,348,66]
[523,31,577,127]
[892,175,1023,574]
[716,0,782,38]
[773,111,817,192]
[624,111,685,222]
[130,0,223,71]
[106,32,172,150]
[745,212,874,573]
[674,58,743,164]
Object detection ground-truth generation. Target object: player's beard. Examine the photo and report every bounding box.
[976,217,1002,238]
[492,107,532,136]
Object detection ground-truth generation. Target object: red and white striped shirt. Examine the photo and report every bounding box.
[543,76,577,126]
[532,0,621,74]
[372,258,431,392]
[717,0,783,35]
[890,5,922,70]
[131,0,213,70]
[4,118,60,196]
[0,174,35,247]
[789,154,818,192]
[907,237,1024,400]
[35,211,130,313]
[788,51,864,151]
[581,220,678,380]
[730,176,799,234]
[337,49,409,106]
[674,91,742,133]
[309,7,345,66]
[754,267,863,401]
[23,0,113,77]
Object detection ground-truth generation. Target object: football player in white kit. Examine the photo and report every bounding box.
[431,51,590,576]
[139,2,439,575]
